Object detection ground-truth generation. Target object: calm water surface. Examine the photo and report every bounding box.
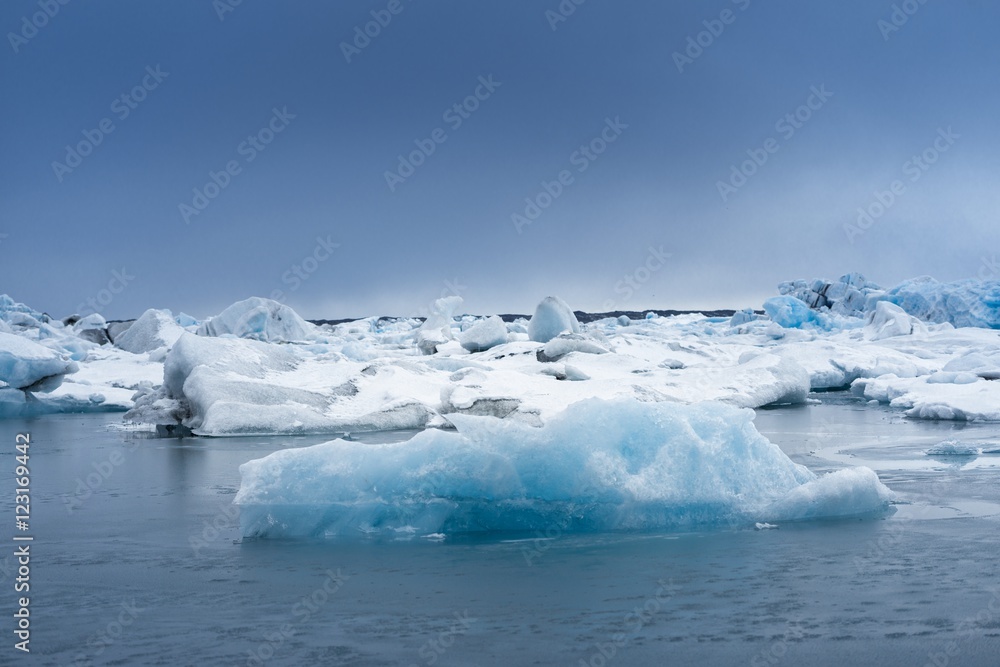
[3,394,1000,666]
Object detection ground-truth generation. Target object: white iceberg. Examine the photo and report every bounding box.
[528,296,580,343]
[0,331,79,391]
[925,440,982,457]
[114,309,186,354]
[459,315,508,352]
[197,297,315,342]
[416,296,463,355]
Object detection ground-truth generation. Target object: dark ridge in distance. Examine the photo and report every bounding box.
[309,309,754,327]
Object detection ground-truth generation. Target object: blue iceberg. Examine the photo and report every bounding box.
[235,398,894,539]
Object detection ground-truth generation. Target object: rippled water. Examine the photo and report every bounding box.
[3,395,1000,666]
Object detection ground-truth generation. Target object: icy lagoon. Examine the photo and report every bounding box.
[3,274,1000,664]
[4,397,1000,666]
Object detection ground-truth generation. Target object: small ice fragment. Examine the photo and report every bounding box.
[925,440,982,457]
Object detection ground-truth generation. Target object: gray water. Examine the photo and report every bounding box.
[3,395,1000,666]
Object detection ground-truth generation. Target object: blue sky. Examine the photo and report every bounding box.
[2,0,998,320]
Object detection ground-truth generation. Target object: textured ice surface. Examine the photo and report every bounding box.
[459,315,508,352]
[114,308,186,354]
[864,301,925,340]
[417,296,463,354]
[776,274,1000,329]
[197,297,315,342]
[926,440,982,457]
[235,399,894,538]
[763,295,820,329]
[528,296,580,343]
[882,277,1000,329]
[0,331,78,390]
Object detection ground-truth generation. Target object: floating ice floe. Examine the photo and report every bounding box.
[234,398,895,538]
[925,440,982,457]
[0,331,79,391]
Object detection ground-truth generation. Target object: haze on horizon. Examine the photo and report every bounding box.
[2,0,998,321]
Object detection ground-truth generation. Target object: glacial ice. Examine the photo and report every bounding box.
[459,315,508,352]
[197,297,315,342]
[864,301,925,340]
[925,440,982,457]
[881,277,1000,329]
[234,399,895,538]
[2,274,999,429]
[528,296,580,343]
[0,331,79,391]
[114,308,186,354]
[763,296,820,329]
[774,274,1000,330]
[417,296,463,354]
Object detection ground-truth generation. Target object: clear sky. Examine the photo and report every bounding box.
[2,0,998,320]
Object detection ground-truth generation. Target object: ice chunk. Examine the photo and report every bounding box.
[540,333,610,361]
[0,331,78,391]
[763,467,894,522]
[127,333,434,435]
[880,277,1000,329]
[864,301,924,340]
[853,373,1000,421]
[777,273,883,318]
[114,309,186,354]
[197,297,315,342]
[729,308,757,327]
[416,296,463,355]
[72,313,110,345]
[527,296,580,343]
[459,315,508,352]
[925,440,982,457]
[763,296,817,329]
[235,398,893,538]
